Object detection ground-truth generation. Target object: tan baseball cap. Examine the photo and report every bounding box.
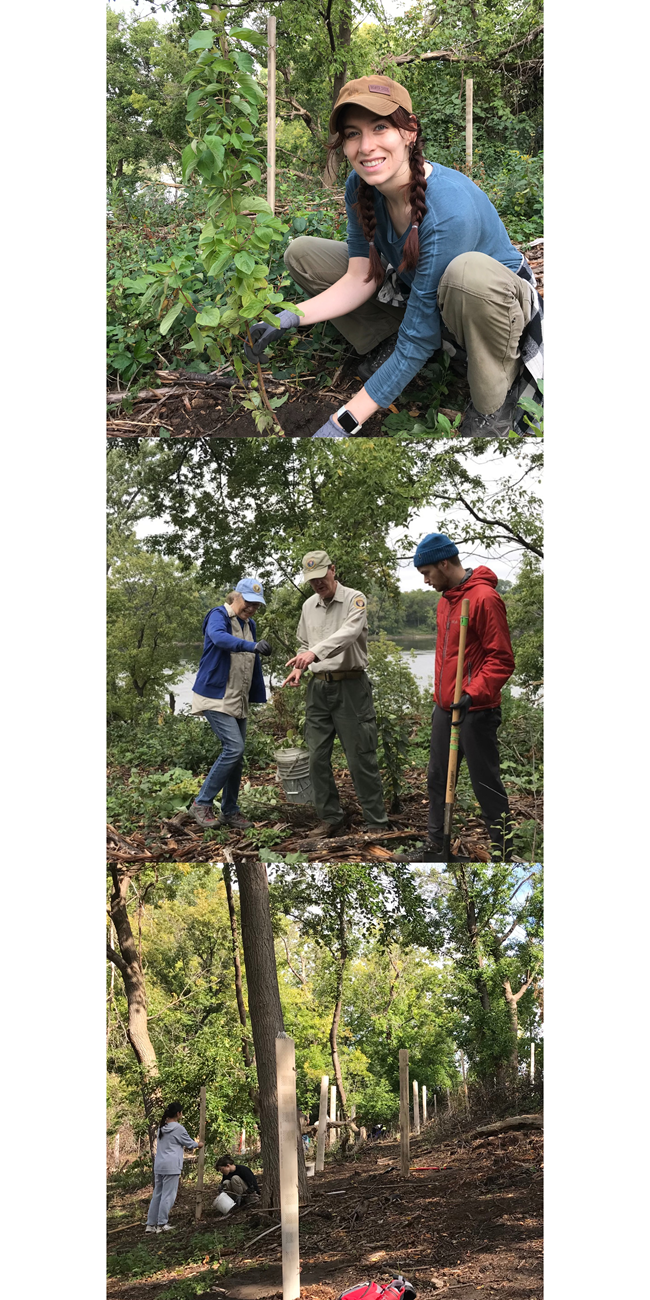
[302,550,333,581]
[329,75,413,135]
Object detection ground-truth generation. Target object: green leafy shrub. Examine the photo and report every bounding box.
[107,1244,159,1279]
[107,767,200,829]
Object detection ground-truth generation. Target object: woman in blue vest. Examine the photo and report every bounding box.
[190,578,271,830]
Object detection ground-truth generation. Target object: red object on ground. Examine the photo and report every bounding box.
[337,1281,414,1300]
[434,566,515,710]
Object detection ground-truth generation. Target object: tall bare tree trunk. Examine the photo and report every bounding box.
[322,4,352,187]
[107,866,162,1170]
[222,861,255,1070]
[235,862,309,1206]
[502,972,536,1077]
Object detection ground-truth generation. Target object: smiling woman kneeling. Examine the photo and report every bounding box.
[245,75,542,438]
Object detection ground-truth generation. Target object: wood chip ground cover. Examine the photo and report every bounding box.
[107,1117,542,1300]
[107,765,543,864]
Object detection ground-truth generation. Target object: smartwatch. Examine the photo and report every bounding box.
[335,405,363,436]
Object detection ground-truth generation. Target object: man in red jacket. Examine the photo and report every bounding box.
[413,531,516,860]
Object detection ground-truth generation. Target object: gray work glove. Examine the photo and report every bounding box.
[244,310,300,362]
[312,415,346,439]
[254,639,272,656]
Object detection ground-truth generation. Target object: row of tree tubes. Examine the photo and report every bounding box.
[107,858,543,1203]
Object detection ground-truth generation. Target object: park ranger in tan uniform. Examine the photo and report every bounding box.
[282,550,388,835]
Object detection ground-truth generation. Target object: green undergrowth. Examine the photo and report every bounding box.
[107,1217,247,1282]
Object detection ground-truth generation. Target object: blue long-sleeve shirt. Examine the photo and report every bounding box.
[345,163,522,407]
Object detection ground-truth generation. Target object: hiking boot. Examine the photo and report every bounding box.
[460,379,522,437]
[358,822,390,834]
[355,336,398,383]
[303,817,347,840]
[190,801,220,828]
[218,811,253,830]
[402,840,444,862]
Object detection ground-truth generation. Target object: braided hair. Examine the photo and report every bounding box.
[330,104,428,287]
[158,1102,183,1139]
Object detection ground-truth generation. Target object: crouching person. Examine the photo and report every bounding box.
[190,579,272,830]
[215,1155,261,1206]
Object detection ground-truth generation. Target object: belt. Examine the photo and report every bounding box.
[316,669,366,683]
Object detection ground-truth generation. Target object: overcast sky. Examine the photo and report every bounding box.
[136,442,540,590]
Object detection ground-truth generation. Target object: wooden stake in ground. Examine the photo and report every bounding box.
[276,1034,300,1300]
[460,1052,469,1107]
[530,1041,535,1083]
[413,1079,420,1135]
[329,1085,337,1148]
[422,1086,427,1124]
[399,1049,410,1177]
[195,1086,207,1223]
[434,1093,437,1117]
[465,78,473,172]
[315,1074,329,1173]
[267,15,277,214]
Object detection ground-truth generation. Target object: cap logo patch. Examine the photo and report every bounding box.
[368,83,391,94]
[354,596,366,608]
[252,583,261,592]
[306,558,316,568]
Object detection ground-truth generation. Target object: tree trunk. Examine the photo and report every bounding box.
[222,862,255,1070]
[322,5,352,188]
[107,865,161,1169]
[235,861,309,1206]
[502,972,535,1077]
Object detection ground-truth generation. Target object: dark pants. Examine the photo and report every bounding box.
[427,705,514,858]
[304,673,388,827]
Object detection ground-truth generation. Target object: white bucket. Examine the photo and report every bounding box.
[213,1191,236,1215]
[274,747,314,805]
[306,1162,315,1178]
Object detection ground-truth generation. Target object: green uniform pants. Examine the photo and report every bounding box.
[304,673,388,827]
[284,237,535,415]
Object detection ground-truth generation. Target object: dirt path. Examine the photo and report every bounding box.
[107,1116,542,1300]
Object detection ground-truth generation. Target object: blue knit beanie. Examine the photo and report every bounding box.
[413,532,459,568]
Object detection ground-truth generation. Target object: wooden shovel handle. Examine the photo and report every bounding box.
[445,598,470,804]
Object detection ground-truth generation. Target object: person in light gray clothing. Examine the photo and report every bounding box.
[145,1102,204,1233]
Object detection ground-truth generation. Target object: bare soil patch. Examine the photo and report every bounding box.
[107,1114,543,1300]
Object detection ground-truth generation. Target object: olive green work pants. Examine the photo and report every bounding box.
[284,236,535,415]
[304,673,388,827]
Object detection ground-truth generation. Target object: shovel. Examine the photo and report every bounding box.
[439,596,471,862]
[389,598,473,865]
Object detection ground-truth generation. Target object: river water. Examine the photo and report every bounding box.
[169,636,436,710]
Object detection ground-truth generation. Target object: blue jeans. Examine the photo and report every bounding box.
[196,712,248,815]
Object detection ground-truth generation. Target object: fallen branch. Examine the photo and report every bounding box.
[472,1114,543,1136]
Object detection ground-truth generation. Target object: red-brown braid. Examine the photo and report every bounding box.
[356,180,384,286]
[399,121,427,274]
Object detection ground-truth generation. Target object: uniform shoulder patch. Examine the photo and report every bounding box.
[353,595,366,609]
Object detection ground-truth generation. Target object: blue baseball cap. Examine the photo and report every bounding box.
[236,577,266,604]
